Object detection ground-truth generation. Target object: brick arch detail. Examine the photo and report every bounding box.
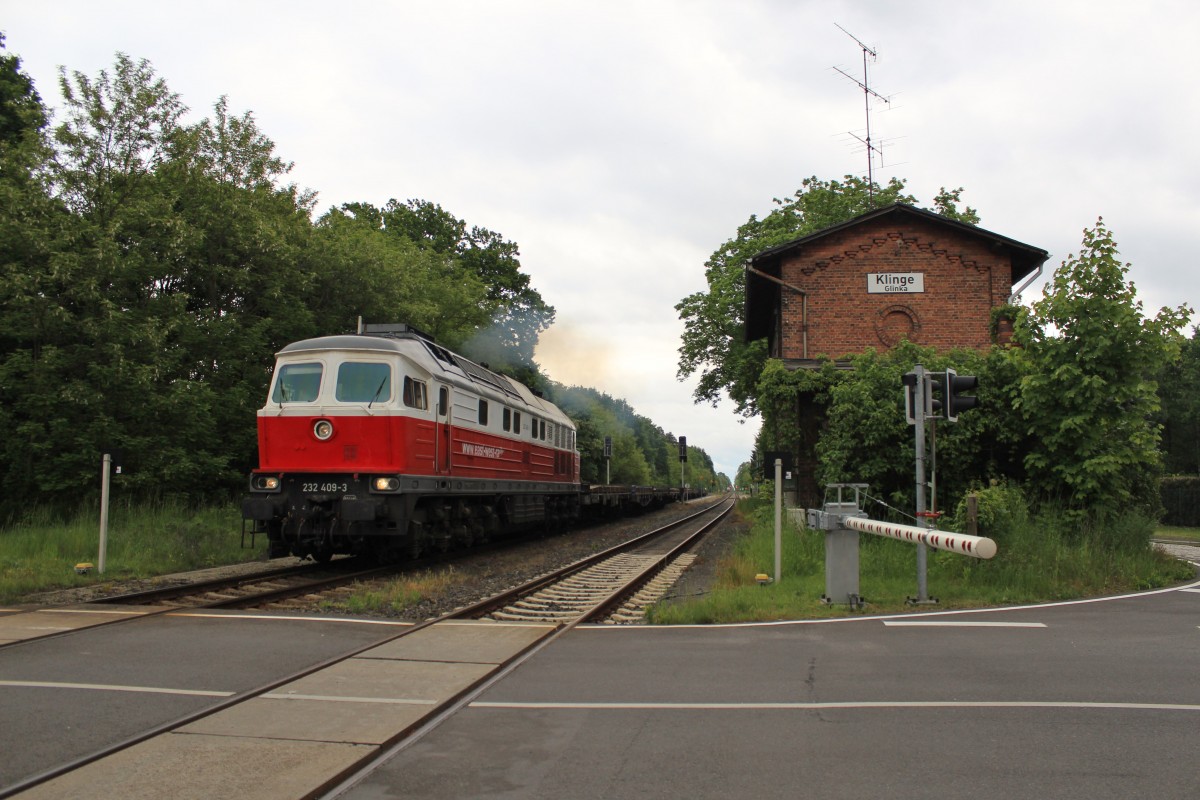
[875,304,921,347]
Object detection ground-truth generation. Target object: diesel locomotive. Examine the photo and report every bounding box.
[242,323,583,561]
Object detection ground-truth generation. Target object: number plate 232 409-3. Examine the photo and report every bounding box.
[302,482,349,493]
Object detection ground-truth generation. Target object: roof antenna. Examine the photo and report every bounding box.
[833,23,891,206]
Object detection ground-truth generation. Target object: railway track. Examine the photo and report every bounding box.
[2,496,734,799]
[92,558,396,610]
[467,504,721,624]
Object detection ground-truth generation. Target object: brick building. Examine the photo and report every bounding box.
[745,203,1049,364]
[744,203,1049,504]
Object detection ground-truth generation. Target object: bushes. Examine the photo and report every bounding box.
[1161,476,1200,526]
[950,483,1028,541]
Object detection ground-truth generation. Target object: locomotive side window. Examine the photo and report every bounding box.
[503,408,512,432]
[336,362,392,404]
[479,399,489,426]
[402,376,428,410]
[438,387,448,416]
[272,362,322,403]
[513,411,521,433]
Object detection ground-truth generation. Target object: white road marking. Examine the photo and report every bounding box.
[472,700,1200,712]
[166,612,414,626]
[0,679,233,697]
[32,608,148,616]
[261,692,436,705]
[882,621,1046,628]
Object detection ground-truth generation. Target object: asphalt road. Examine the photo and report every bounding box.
[0,612,399,789]
[2,566,1197,799]
[336,580,1200,800]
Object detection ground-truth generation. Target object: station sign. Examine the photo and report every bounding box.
[867,273,925,294]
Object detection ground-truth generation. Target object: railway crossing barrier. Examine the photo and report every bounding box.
[806,484,997,607]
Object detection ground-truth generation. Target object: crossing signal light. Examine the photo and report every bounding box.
[903,371,943,423]
[927,374,945,417]
[944,368,978,422]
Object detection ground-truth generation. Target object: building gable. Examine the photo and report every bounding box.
[744,204,1048,361]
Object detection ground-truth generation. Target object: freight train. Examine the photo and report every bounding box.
[241,323,681,561]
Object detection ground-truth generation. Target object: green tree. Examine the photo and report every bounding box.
[0,52,322,511]
[338,199,554,368]
[313,205,491,345]
[0,35,65,520]
[676,176,918,415]
[1015,219,1190,516]
[548,383,717,488]
[1159,327,1200,474]
[0,33,47,147]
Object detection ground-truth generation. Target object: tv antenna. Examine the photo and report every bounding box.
[833,23,891,204]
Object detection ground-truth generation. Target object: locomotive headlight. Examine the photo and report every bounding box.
[373,477,400,492]
[313,419,334,441]
[252,475,281,491]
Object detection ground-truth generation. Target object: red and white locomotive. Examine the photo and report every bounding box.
[242,323,581,561]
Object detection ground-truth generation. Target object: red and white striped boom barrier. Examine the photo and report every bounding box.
[843,516,997,559]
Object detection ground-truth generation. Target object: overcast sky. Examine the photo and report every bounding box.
[4,1,1198,479]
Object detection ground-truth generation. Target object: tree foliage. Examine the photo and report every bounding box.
[1014,219,1190,515]
[549,384,723,491]
[1159,327,1200,475]
[0,33,47,148]
[332,199,555,369]
[0,46,561,519]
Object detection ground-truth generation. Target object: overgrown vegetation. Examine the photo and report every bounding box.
[0,502,262,603]
[323,569,462,616]
[647,498,1196,624]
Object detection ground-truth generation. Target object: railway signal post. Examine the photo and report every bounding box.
[678,436,687,499]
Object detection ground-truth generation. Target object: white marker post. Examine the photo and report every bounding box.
[774,457,782,583]
[98,453,111,575]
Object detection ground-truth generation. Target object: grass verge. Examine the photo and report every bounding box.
[648,499,1198,624]
[0,502,266,604]
[1155,525,1200,543]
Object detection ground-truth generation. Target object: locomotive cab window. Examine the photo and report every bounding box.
[503,408,512,432]
[336,362,392,404]
[402,376,428,410]
[272,362,323,403]
[479,399,489,426]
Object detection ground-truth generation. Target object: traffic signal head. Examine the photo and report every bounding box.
[944,368,978,422]
[903,370,943,424]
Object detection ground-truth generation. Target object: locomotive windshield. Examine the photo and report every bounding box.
[336,361,392,404]
[272,362,322,403]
